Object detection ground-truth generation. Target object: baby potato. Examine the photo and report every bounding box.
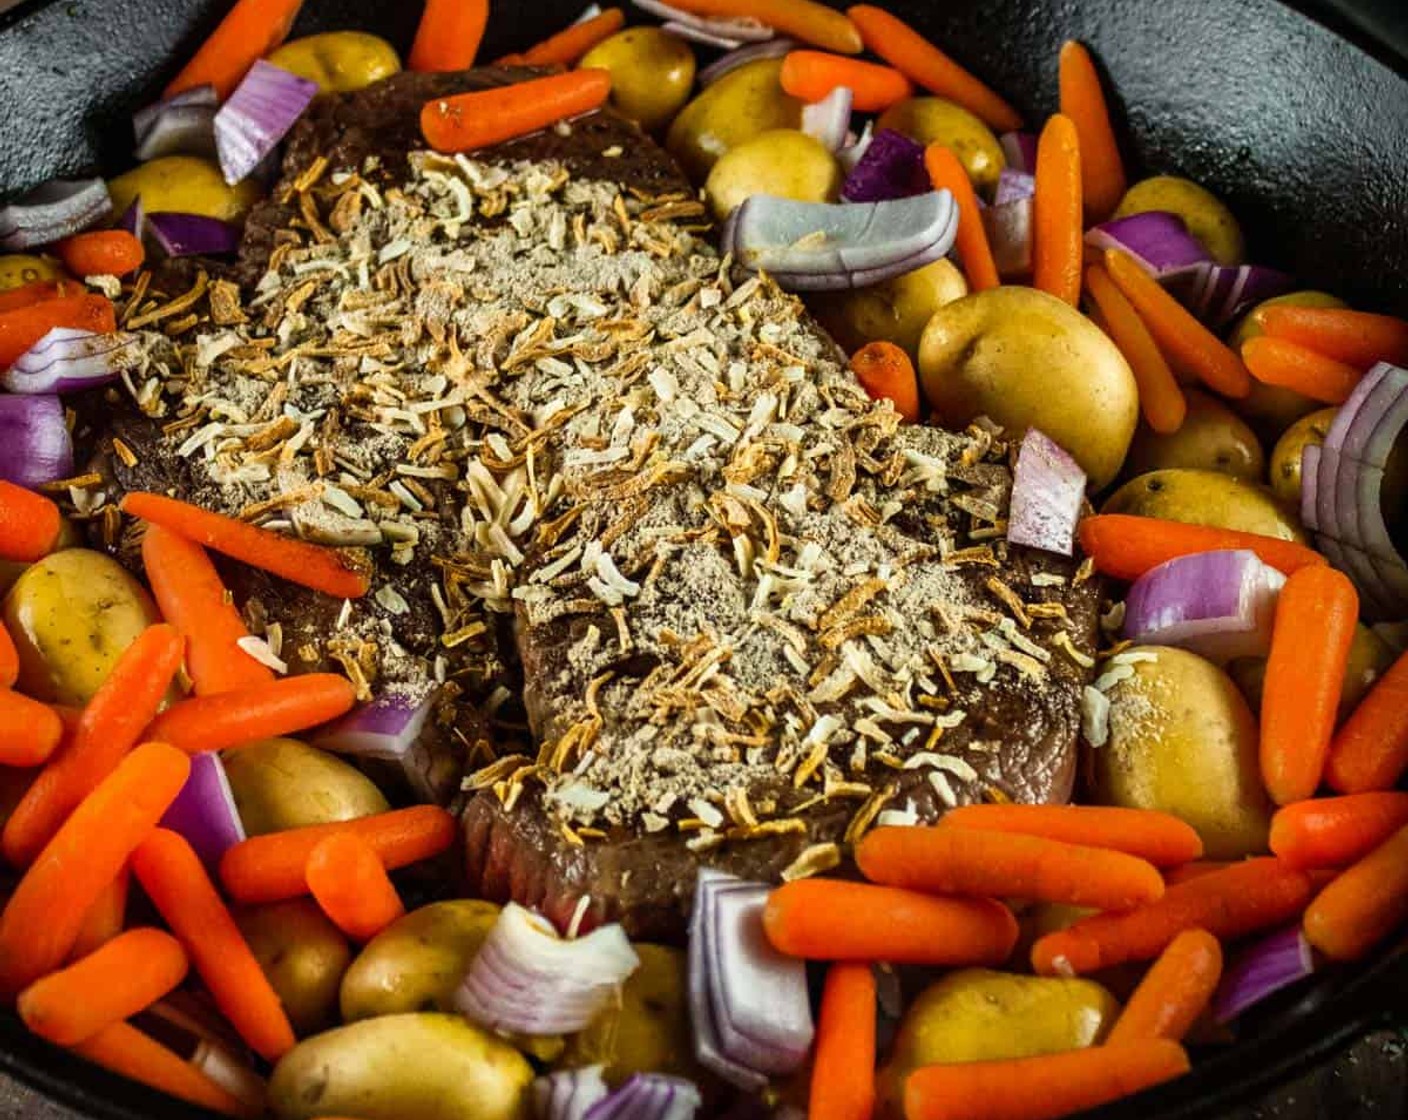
[876,97,1005,195]
[1269,407,1336,506]
[1114,175,1245,265]
[1124,389,1265,483]
[1230,292,1348,441]
[811,259,968,361]
[1103,468,1305,541]
[236,899,351,1037]
[704,129,840,221]
[3,549,160,706]
[224,739,389,836]
[0,518,79,598]
[267,31,401,94]
[0,254,64,291]
[582,28,696,134]
[1092,646,1272,858]
[268,1013,533,1120]
[666,59,804,183]
[919,286,1139,488]
[1229,623,1395,723]
[108,156,261,222]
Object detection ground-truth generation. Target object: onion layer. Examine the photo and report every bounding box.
[313,687,451,803]
[0,396,74,490]
[801,86,854,153]
[584,1075,703,1120]
[698,39,795,87]
[215,60,318,186]
[1007,429,1087,556]
[0,178,112,251]
[134,85,220,161]
[533,1066,610,1120]
[3,328,143,395]
[1213,925,1317,1023]
[633,0,774,42]
[158,752,247,867]
[147,212,242,258]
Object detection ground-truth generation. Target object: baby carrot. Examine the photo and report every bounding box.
[132,828,295,1061]
[763,879,1018,965]
[519,7,625,66]
[1271,793,1408,869]
[18,927,188,1046]
[0,279,85,315]
[1258,305,1408,369]
[1325,648,1408,794]
[142,673,356,755]
[0,481,62,563]
[1303,823,1408,961]
[671,0,862,54]
[220,805,458,904]
[1031,858,1313,976]
[306,832,405,942]
[1242,336,1362,405]
[1260,565,1358,806]
[848,6,1020,131]
[1162,861,1232,886]
[858,827,1165,912]
[1106,928,1222,1043]
[3,623,185,868]
[70,868,130,960]
[1077,514,1328,581]
[903,1041,1191,1120]
[72,1022,251,1118]
[851,341,922,422]
[1085,262,1187,433]
[1104,248,1252,398]
[0,690,63,768]
[781,51,913,112]
[120,491,370,600]
[164,0,306,100]
[0,742,190,997]
[925,145,999,291]
[1058,41,1126,222]
[53,231,144,279]
[940,805,1204,867]
[810,963,876,1120]
[0,293,116,369]
[408,0,489,72]
[1032,114,1083,307]
[422,69,613,155]
[0,624,17,689]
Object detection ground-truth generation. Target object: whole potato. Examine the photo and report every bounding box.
[876,98,1005,195]
[665,59,804,183]
[1114,176,1245,265]
[1269,407,1336,506]
[1103,468,1305,541]
[108,156,261,222]
[268,1013,533,1120]
[236,899,351,1037]
[3,549,160,706]
[224,739,389,836]
[1092,646,1272,858]
[919,286,1139,488]
[267,31,401,94]
[582,28,696,134]
[1124,389,1265,483]
[811,259,968,361]
[1229,623,1395,723]
[704,129,840,221]
[0,254,64,290]
[1229,292,1348,440]
[0,517,80,597]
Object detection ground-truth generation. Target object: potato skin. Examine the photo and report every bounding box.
[810,259,968,361]
[1102,468,1305,541]
[223,739,390,836]
[1114,175,1245,265]
[1229,291,1346,441]
[236,899,352,1037]
[267,31,401,94]
[582,28,696,134]
[0,254,64,290]
[1124,389,1265,483]
[876,98,1005,195]
[1268,406,1336,506]
[666,59,803,183]
[108,156,262,222]
[703,129,840,221]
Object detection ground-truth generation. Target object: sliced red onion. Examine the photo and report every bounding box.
[0,396,74,490]
[999,131,1038,175]
[313,687,452,804]
[134,85,219,161]
[633,0,774,41]
[985,194,1032,279]
[133,85,218,142]
[1085,211,1212,283]
[214,60,318,186]
[0,178,112,251]
[117,197,145,241]
[698,39,796,87]
[584,1075,703,1120]
[454,903,639,1036]
[1213,925,1317,1023]
[3,327,143,394]
[662,21,743,48]
[837,120,874,173]
[841,128,927,203]
[159,752,247,867]
[1007,429,1087,556]
[1182,263,1295,330]
[534,1066,610,1120]
[147,212,242,258]
[801,86,853,153]
[994,169,1035,206]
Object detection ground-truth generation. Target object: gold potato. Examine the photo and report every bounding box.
[1103,468,1305,541]
[1114,175,1245,266]
[582,28,696,134]
[703,129,840,221]
[224,739,389,836]
[267,31,401,94]
[1269,407,1336,506]
[1229,623,1396,723]
[108,156,262,222]
[236,899,352,1037]
[810,259,968,362]
[665,59,804,183]
[876,97,1005,195]
[1124,389,1265,482]
[1229,291,1347,440]
[0,254,64,290]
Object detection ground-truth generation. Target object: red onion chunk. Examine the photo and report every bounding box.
[837,120,874,173]
[215,60,318,186]
[1183,263,1295,329]
[134,86,220,162]
[1007,429,1087,556]
[841,128,928,203]
[985,194,1033,279]
[159,752,247,867]
[994,169,1035,206]
[147,212,242,258]
[633,0,774,41]
[313,687,452,804]
[699,39,796,87]
[801,86,853,153]
[1123,549,1286,663]
[0,178,112,251]
[999,131,1038,174]
[133,84,218,141]
[1084,211,1212,280]
[1213,925,1317,1023]
[3,327,143,394]
[0,396,74,490]
[117,197,145,241]
[534,1066,611,1120]
[584,1075,703,1120]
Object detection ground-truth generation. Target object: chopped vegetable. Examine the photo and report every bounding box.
[1212,925,1316,1022]
[533,1066,610,1120]
[1260,305,1408,369]
[1183,263,1294,329]
[1107,928,1222,1042]
[941,805,1204,866]
[0,179,111,251]
[851,340,921,422]
[164,0,307,100]
[147,212,243,258]
[0,279,84,315]
[0,396,74,490]
[1271,793,1408,869]
[924,145,998,290]
[636,0,774,44]
[800,85,855,152]
[1078,514,1328,581]
[306,831,405,942]
[581,1074,703,1120]
[2,327,142,395]
[1326,647,1408,793]
[409,0,490,71]
[157,752,247,868]
[132,86,219,162]
[1085,211,1211,285]
[214,60,319,185]
[1084,261,1187,433]
[984,176,1034,279]
[1032,114,1083,305]
[841,128,928,203]
[142,674,359,755]
[421,69,613,154]
[1303,822,1408,961]
[781,50,912,112]
[312,687,443,800]
[1243,335,1362,404]
[809,963,875,1120]
[999,130,1038,174]
[54,230,144,278]
[1058,41,1126,221]
[1007,428,1087,556]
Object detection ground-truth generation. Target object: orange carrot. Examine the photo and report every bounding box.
[763,879,1017,965]
[851,341,921,422]
[1162,861,1232,886]
[0,481,62,563]
[53,231,145,279]
[1030,858,1313,976]
[131,828,295,1061]
[220,805,458,904]
[858,827,1165,912]
[0,690,63,768]
[421,70,612,155]
[848,5,1020,131]
[1106,929,1222,1043]
[1032,114,1083,306]
[141,525,274,697]
[18,927,188,1046]
[810,963,876,1120]
[1058,42,1126,222]
[0,742,190,997]
[1270,793,1408,869]
[70,868,130,960]
[164,0,306,100]
[72,1022,251,1118]
[780,50,913,112]
[925,145,999,291]
[1260,565,1359,806]
[120,491,369,600]
[1326,648,1408,793]
[408,0,489,72]
[1242,336,1362,405]
[0,293,115,369]
[903,1041,1190,1120]
[670,0,862,53]
[3,623,185,868]
[0,623,17,689]
[1259,305,1408,369]
[519,8,625,66]
[1085,262,1187,433]
[1104,248,1252,398]
[1077,514,1328,581]
[306,832,406,942]
[0,279,85,315]
[142,673,356,755]
[941,805,1204,867]
[1303,823,1408,961]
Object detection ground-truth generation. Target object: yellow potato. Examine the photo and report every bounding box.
[666,59,804,183]
[1124,389,1265,482]
[0,518,80,598]
[703,129,840,221]
[1268,407,1336,506]
[1229,292,1348,440]
[919,286,1139,488]
[810,259,968,361]
[267,31,401,94]
[108,156,261,222]
[0,254,64,291]
[2,549,160,706]
[236,899,351,1037]
[224,739,389,836]
[1114,176,1244,266]
[1229,623,1396,723]
[876,97,1005,195]
[582,28,696,134]
[1103,468,1305,541]
[1092,646,1272,858]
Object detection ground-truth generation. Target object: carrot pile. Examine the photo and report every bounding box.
[924,145,999,292]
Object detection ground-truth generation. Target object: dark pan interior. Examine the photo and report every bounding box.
[0,1,1405,1117]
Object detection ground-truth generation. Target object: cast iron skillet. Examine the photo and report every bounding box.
[0,1,1404,1117]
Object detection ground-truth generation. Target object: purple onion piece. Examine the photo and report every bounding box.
[841,128,928,203]
[1183,263,1295,329]
[0,396,74,490]
[147,212,242,258]
[994,168,1036,206]
[837,120,874,173]
[159,752,247,867]
[214,60,318,186]
[0,178,112,251]
[698,38,795,87]
[135,103,219,162]
[313,687,451,804]
[1085,211,1212,278]
[661,21,743,48]
[985,195,1033,278]
[801,86,854,153]
[999,130,1039,174]
[533,1067,611,1120]
[117,196,145,241]
[1007,429,1087,556]
[584,1075,703,1120]
[2,327,143,394]
[1213,925,1317,1023]
[133,84,218,142]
